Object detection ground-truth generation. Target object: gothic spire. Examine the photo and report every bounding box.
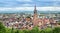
[34,5,37,14]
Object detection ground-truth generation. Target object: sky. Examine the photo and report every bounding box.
[0,0,60,11]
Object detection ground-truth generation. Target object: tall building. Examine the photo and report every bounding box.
[33,5,38,26]
[33,5,50,27]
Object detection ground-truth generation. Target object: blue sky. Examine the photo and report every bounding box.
[0,0,60,7]
[0,0,60,11]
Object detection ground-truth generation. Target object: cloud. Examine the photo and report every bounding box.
[37,7,60,11]
[38,0,60,1]
[0,7,60,11]
[0,0,60,7]
[20,4,35,7]
[0,0,33,7]
[16,0,32,2]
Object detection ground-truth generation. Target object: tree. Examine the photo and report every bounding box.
[11,27,14,33]
[53,27,60,33]
[0,22,6,33]
[44,28,53,33]
[15,30,19,33]
[30,26,40,33]
[23,29,30,33]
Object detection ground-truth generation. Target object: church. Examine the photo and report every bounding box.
[32,5,56,29]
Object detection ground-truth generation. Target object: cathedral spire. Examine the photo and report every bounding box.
[33,5,38,26]
[34,5,37,14]
[35,4,36,10]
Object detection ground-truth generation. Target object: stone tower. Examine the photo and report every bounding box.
[33,5,38,26]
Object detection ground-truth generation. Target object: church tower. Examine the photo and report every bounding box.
[34,5,37,15]
[33,5,37,19]
[33,5,38,26]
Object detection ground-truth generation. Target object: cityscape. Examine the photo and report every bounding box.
[0,0,60,33]
[0,6,60,30]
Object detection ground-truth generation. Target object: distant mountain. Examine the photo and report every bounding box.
[0,11,60,14]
